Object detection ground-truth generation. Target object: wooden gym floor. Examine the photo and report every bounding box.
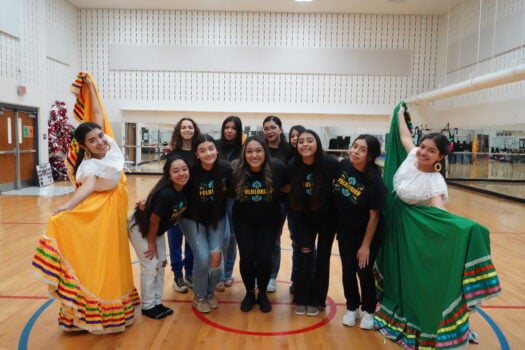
[0,175,523,350]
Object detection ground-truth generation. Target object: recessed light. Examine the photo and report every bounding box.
[295,0,314,2]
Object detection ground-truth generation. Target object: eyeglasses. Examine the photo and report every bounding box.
[263,125,279,132]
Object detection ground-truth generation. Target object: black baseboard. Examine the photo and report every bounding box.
[447,180,525,204]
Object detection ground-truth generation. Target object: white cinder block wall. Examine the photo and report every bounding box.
[430,0,525,129]
[0,0,78,163]
[0,0,523,164]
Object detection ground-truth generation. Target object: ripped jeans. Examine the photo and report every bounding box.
[128,218,167,310]
[179,217,226,299]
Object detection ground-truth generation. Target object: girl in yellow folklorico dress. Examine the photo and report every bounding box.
[32,74,139,334]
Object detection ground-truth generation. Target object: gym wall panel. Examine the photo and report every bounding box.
[45,0,78,98]
[78,9,440,115]
[108,45,411,76]
[0,0,39,84]
[436,0,525,112]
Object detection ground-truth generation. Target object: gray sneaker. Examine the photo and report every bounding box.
[267,278,277,293]
[207,294,219,309]
[192,298,211,313]
[306,305,319,316]
[294,305,307,315]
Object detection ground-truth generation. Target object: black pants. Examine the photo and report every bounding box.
[337,226,382,313]
[292,213,336,307]
[234,219,280,293]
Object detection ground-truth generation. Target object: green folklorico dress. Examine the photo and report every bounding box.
[373,102,502,349]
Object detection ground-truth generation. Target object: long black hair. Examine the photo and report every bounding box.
[73,122,102,176]
[192,134,227,227]
[289,129,329,211]
[352,134,382,181]
[131,155,188,237]
[219,116,243,162]
[420,132,449,177]
[220,116,243,148]
[263,115,287,144]
[288,124,306,160]
[168,117,201,151]
[234,136,273,201]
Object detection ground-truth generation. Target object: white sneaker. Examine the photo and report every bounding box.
[359,311,374,330]
[267,278,277,293]
[342,309,360,327]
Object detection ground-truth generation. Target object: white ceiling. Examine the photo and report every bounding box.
[67,0,464,16]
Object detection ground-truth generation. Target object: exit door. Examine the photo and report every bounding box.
[125,123,137,165]
[0,105,39,192]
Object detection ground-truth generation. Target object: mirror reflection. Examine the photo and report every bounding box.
[121,121,524,201]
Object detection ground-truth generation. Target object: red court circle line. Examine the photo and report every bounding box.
[192,296,338,336]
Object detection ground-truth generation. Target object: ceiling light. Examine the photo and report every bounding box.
[295,0,313,2]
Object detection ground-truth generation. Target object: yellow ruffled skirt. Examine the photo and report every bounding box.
[32,180,140,334]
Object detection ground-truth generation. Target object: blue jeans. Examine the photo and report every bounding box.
[179,217,226,299]
[221,198,236,281]
[167,223,193,279]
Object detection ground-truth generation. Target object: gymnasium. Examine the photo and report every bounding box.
[0,0,523,349]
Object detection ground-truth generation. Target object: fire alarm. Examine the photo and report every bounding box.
[17,85,26,95]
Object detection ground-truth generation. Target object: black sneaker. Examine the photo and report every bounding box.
[156,304,173,316]
[258,292,272,313]
[174,277,188,293]
[185,276,194,289]
[142,305,168,319]
[240,291,256,312]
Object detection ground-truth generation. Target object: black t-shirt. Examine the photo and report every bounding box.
[289,154,340,223]
[150,186,188,235]
[185,159,233,225]
[217,141,241,163]
[333,158,387,230]
[166,149,196,168]
[269,141,293,164]
[233,159,289,224]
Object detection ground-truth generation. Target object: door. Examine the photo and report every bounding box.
[18,111,38,185]
[0,109,17,191]
[125,123,136,165]
[0,106,38,192]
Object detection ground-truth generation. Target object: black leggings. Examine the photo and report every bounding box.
[337,226,382,313]
[234,219,280,293]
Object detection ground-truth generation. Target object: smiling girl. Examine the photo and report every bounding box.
[32,121,139,333]
[232,136,289,313]
[165,118,200,293]
[374,103,501,349]
[333,135,386,329]
[216,115,244,292]
[288,130,340,316]
[179,134,233,313]
[129,156,190,319]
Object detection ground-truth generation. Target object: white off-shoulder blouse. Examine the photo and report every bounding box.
[393,148,448,206]
[75,135,124,191]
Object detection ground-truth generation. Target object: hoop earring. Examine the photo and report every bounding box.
[434,161,442,172]
[84,150,92,159]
